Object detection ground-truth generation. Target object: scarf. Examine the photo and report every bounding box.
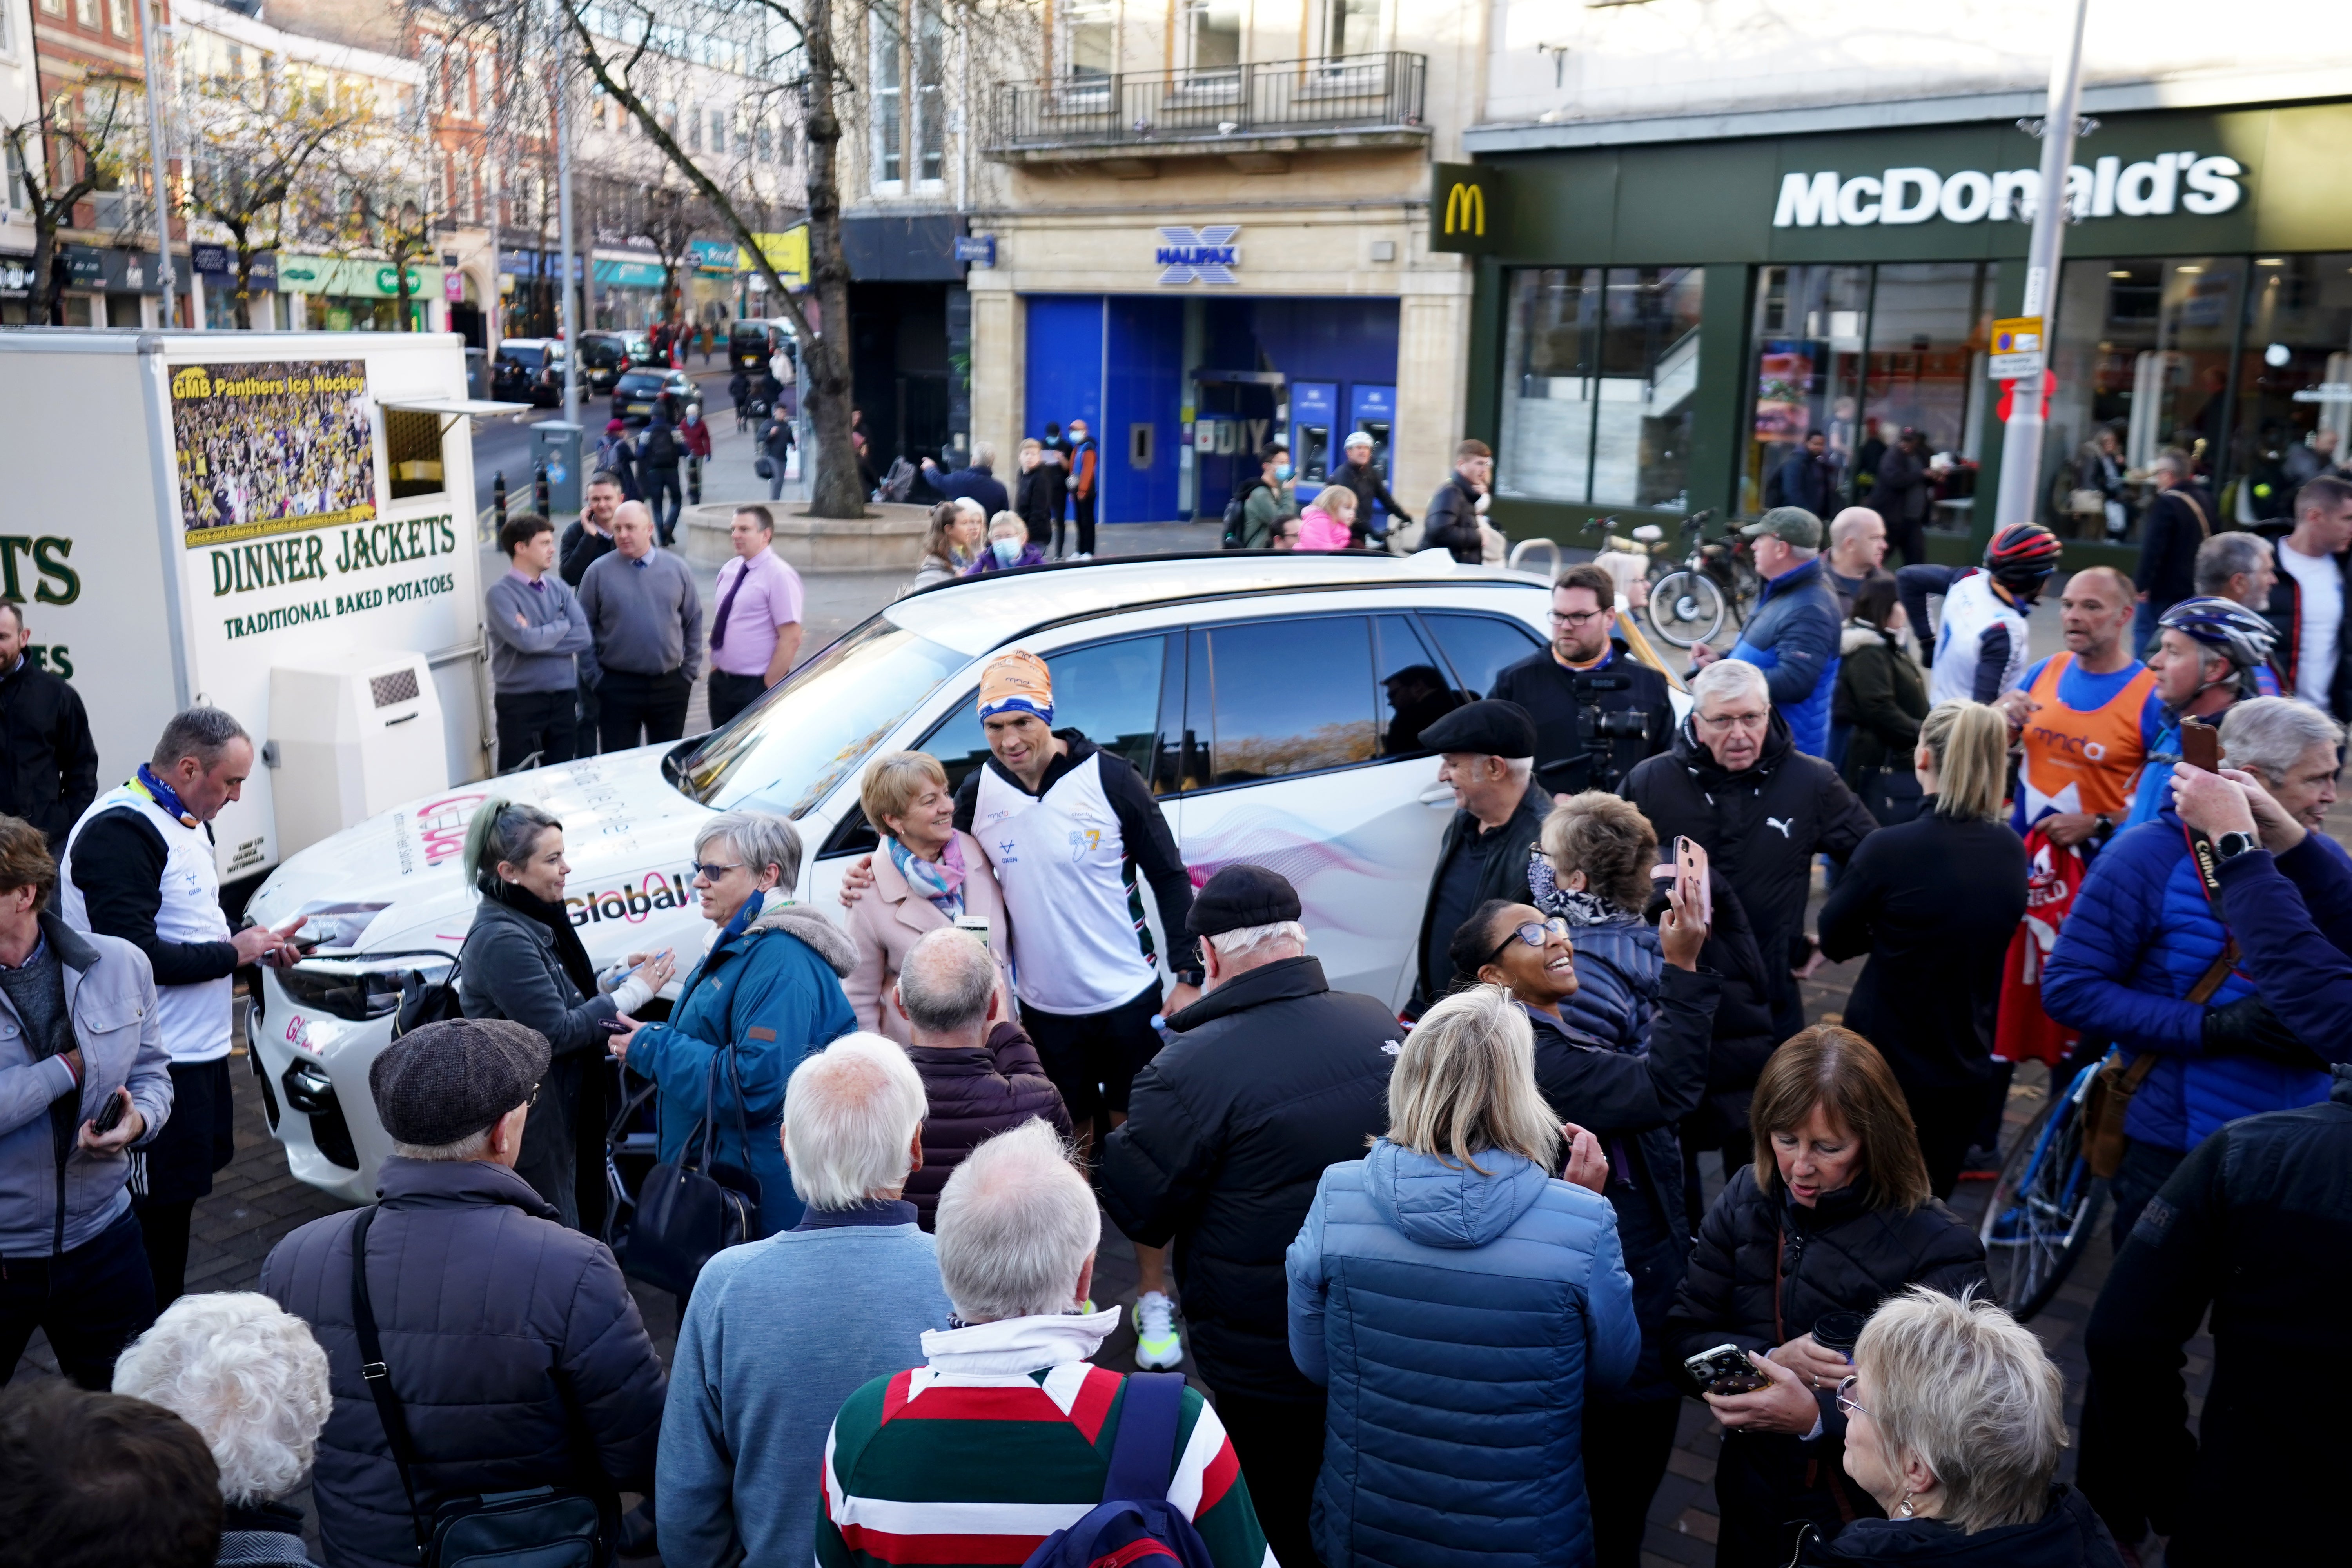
[1527,851,1622,927]
[479,871,601,1001]
[887,833,967,917]
[132,763,199,827]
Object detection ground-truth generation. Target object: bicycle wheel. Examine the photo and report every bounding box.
[1978,1081,2107,1321]
[1647,569,1725,647]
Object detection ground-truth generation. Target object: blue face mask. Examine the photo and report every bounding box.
[1274,463,1294,482]
[991,537,1024,566]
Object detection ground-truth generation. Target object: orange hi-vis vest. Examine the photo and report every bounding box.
[2018,653,2159,820]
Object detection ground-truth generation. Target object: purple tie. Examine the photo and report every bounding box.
[710,559,746,651]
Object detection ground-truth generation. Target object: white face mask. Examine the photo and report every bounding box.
[991,537,1023,566]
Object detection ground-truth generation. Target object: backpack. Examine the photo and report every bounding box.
[1220,480,1262,550]
[1019,1374,1216,1568]
[641,425,679,468]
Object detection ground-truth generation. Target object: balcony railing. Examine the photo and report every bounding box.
[988,52,1426,154]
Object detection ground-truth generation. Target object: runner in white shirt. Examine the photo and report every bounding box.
[1898,522,2064,706]
[2266,475,2352,716]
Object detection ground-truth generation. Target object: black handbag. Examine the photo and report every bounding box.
[1859,766,1926,826]
[620,1046,762,1297]
[348,1206,618,1568]
[394,952,466,1038]
[753,454,775,480]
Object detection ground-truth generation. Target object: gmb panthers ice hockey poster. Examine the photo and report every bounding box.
[170,359,377,546]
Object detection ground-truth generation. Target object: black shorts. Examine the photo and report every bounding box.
[1021,982,1165,1123]
[133,1058,236,1206]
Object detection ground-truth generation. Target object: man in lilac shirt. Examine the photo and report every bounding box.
[706,505,806,728]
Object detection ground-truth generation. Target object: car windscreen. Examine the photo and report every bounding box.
[616,372,666,394]
[581,340,622,366]
[669,619,969,818]
[499,346,543,368]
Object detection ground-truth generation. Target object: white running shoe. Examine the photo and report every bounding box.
[1132,1290,1184,1370]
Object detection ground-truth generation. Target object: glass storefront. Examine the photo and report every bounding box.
[1499,267,1704,512]
[1741,261,2000,528]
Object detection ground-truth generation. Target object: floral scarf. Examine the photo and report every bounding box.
[1527,851,1621,927]
[889,833,967,917]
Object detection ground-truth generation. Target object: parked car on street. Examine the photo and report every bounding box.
[610,367,701,425]
[576,331,631,394]
[490,339,566,407]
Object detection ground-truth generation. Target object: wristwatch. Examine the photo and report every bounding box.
[2091,813,2115,843]
[2214,830,2258,862]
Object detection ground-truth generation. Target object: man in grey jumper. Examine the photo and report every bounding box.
[485,513,595,772]
[577,501,704,753]
[655,1033,952,1568]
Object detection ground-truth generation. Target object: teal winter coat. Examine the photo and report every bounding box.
[622,897,858,1236]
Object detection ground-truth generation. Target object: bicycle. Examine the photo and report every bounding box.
[1645,511,1760,648]
[1977,1053,2110,1321]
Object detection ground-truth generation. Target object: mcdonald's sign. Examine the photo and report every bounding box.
[1430,163,1502,254]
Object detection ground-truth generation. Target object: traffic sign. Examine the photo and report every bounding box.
[1988,315,2045,380]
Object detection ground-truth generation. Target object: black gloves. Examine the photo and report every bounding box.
[2201,994,2323,1069]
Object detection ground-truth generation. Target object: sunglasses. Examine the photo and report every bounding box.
[689,860,744,880]
[1486,916,1570,968]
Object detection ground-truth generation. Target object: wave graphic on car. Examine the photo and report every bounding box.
[1182,807,1395,935]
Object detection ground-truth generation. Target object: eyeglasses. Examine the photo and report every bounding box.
[689,860,744,880]
[1548,608,1608,628]
[1835,1375,1869,1421]
[1695,709,1771,731]
[1486,916,1570,967]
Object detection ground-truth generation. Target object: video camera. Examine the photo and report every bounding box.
[1534,672,1652,797]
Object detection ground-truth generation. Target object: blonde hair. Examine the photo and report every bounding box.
[1918,701,2006,822]
[1750,1025,1932,1211]
[1019,437,1042,454]
[987,511,1026,541]
[1310,484,1357,517]
[1386,985,1561,1174]
[1857,1287,2067,1533]
[859,750,951,838]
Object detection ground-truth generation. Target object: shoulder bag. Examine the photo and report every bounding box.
[349,1206,617,1568]
[620,1043,762,1296]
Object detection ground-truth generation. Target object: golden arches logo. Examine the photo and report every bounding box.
[1444,182,1486,237]
[171,365,214,400]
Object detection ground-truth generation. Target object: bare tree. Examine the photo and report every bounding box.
[179,67,373,328]
[2,74,144,326]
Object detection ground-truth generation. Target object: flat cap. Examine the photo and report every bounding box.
[1188,864,1304,939]
[1419,698,1537,759]
[1742,506,1824,549]
[369,1017,549,1148]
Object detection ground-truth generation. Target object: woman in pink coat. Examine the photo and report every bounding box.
[1296,484,1358,551]
[841,750,1013,1043]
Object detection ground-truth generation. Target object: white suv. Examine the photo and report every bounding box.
[244,550,1585,1201]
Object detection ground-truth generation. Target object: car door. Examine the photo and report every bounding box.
[1173,611,1449,1010]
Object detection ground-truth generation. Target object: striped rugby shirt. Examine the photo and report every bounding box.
[817,1335,1271,1568]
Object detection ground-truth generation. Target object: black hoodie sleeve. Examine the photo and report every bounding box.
[1098,751,1200,975]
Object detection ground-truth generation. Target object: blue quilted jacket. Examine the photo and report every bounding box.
[1562,914,1662,1049]
[1287,1140,1639,1568]
[1728,555,1844,757]
[2041,810,2326,1151]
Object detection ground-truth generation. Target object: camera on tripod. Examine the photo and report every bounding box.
[1535,673,1652,796]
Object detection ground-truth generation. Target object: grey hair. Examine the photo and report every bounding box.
[1386,984,1562,1174]
[1691,657,1770,711]
[2152,450,2190,479]
[113,1293,332,1506]
[394,1126,495,1161]
[462,798,562,890]
[783,1033,929,1210]
[151,707,251,774]
[1207,919,1308,967]
[952,496,987,523]
[2193,531,2272,596]
[973,441,997,468]
[897,926,997,1035]
[935,1118,1100,1323]
[2220,696,2345,783]
[696,810,804,888]
[1855,1286,2066,1533]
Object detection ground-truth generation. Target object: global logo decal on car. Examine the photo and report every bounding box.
[567,870,698,926]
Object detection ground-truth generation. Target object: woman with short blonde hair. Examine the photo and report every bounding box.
[1287,981,1640,1567]
[1819,698,2030,1196]
[842,750,1011,1044]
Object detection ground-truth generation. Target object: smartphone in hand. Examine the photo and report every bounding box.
[2180,718,2221,773]
[1675,836,1713,927]
[91,1087,129,1136]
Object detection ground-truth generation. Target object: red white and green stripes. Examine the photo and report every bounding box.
[817,1361,1272,1568]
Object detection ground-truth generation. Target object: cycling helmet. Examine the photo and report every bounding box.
[2156,595,2278,677]
[1985,522,2063,590]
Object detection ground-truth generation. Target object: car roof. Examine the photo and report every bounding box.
[884,550,1540,656]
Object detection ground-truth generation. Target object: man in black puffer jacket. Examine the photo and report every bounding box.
[2078,1064,2352,1567]
[1623,660,1877,1040]
[891,927,1073,1229]
[262,1019,666,1568]
[1102,867,1397,1568]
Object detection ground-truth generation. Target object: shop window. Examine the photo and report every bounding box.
[1856,261,2000,534]
[1499,266,1704,512]
[1197,617,1376,785]
[2230,253,2352,524]
[385,410,446,501]
[2043,256,2243,542]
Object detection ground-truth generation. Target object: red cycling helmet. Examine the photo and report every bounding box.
[1985,522,2063,592]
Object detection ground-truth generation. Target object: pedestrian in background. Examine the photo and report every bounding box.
[2256,472,2352,717]
[922,441,1011,520]
[657,1034,955,1568]
[1765,430,1842,518]
[760,407,795,503]
[1065,419,1100,559]
[1296,484,1357,552]
[1104,866,1399,1568]
[560,470,623,586]
[0,813,170,1389]
[728,367,752,432]
[458,799,672,1229]
[1422,438,1492,565]
[262,1018,668,1568]
[577,501,702,752]
[1232,448,1297,549]
[1833,573,1927,816]
[1014,439,1056,546]
[2132,451,2218,652]
[63,710,303,1308]
[0,1379,224,1568]
[707,505,805,728]
[888,927,1066,1229]
[595,419,639,501]
[1668,1027,1987,1568]
[483,513,594,773]
[841,750,1011,1046]
[0,601,97,855]
[1287,983,1639,1568]
[1822,506,1889,619]
[1331,430,1412,544]
[1873,428,1935,567]
[1818,702,2027,1196]
[638,404,685,546]
[113,1293,334,1568]
[1699,507,1844,758]
[965,512,1047,574]
[1039,422,1071,554]
[909,499,984,592]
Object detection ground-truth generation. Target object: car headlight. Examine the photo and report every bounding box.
[278,901,391,950]
[274,955,450,1023]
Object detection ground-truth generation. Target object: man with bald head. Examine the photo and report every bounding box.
[577,499,704,751]
[2002,564,2166,851]
[1824,506,1889,619]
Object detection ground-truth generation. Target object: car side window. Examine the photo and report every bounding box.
[1194,616,1378,787]
[1422,611,1544,701]
[1374,615,1463,756]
